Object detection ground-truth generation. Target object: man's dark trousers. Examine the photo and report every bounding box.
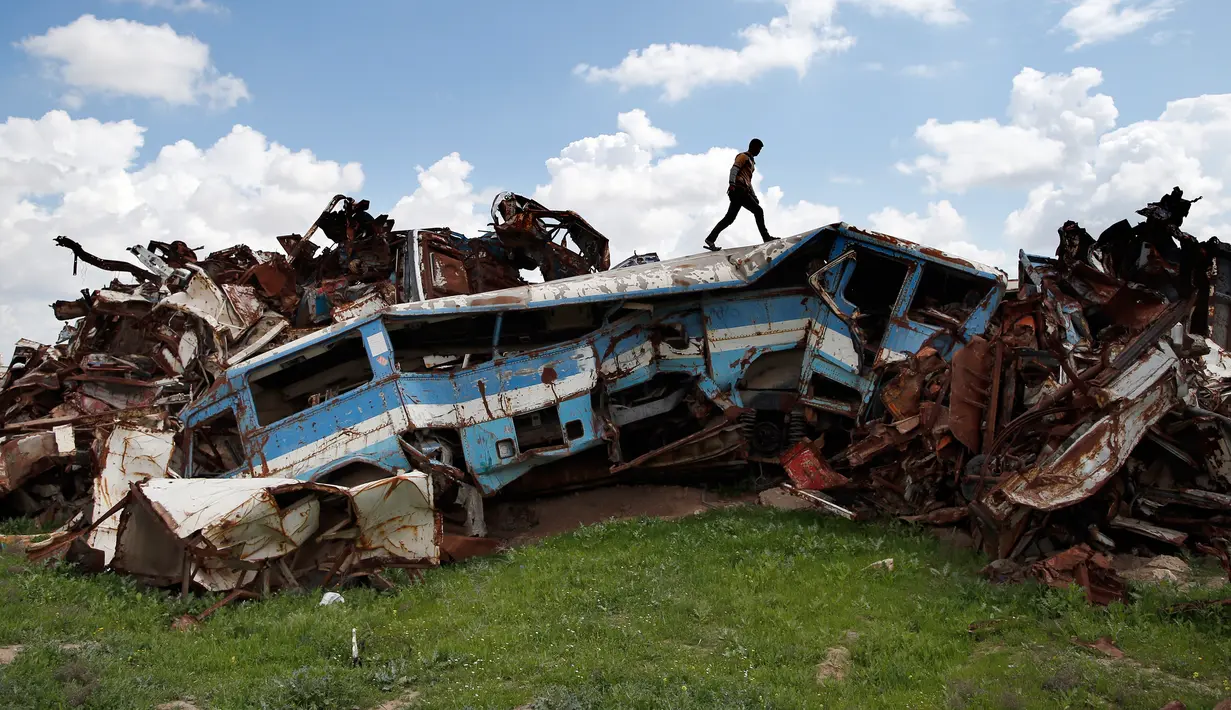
[706,188,772,245]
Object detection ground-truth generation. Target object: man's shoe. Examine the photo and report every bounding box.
[703,240,721,252]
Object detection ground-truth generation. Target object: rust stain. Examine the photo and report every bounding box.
[470,294,525,307]
[476,380,496,419]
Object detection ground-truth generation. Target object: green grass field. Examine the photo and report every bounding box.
[0,505,1228,709]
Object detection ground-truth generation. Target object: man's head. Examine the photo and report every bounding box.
[748,138,763,156]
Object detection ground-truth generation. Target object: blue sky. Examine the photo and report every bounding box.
[0,0,1228,356]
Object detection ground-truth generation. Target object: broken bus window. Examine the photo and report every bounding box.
[248,331,374,426]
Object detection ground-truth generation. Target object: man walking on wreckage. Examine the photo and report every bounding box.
[703,138,778,251]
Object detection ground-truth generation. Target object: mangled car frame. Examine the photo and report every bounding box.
[179,223,1006,535]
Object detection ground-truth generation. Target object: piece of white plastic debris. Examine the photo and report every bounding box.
[863,558,894,572]
[319,591,345,606]
[52,424,75,455]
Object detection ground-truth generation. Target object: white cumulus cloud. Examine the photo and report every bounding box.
[897,65,1231,259]
[576,0,853,102]
[898,67,1117,193]
[1058,0,1176,50]
[867,200,1008,267]
[389,153,496,237]
[1003,92,1231,253]
[0,111,361,359]
[392,110,842,266]
[17,15,249,109]
[576,0,965,102]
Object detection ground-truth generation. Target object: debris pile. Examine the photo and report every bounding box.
[2,179,1228,606]
[791,188,1231,601]
[0,192,610,576]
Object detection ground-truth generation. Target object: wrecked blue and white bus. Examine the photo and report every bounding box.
[179,223,1006,531]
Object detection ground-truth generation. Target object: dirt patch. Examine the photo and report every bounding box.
[815,646,851,685]
[370,691,420,709]
[757,488,814,511]
[1115,555,1189,584]
[486,485,741,542]
[0,642,90,666]
[156,702,201,710]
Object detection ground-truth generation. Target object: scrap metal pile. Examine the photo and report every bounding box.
[792,188,1231,602]
[0,192,608,590]
[2,179,1228,606]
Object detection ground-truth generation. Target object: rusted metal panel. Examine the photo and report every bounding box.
[491,192,611,276]
[108,472,437,591]
[880,365,922,421]
[992,343,1183,512]
[950,336,993,453]
[86,426,175,565]
[440,535,502,563]
[1108,516,1188,546]
[840,422,914,466]
[52,299,89,321]
[425,248,470,298]
[157,269,260,340]
[225,312,289,366]
[780,439,849,490]
[349,474,438,566]
[1029,544,1125,605]
[333,289,392,323]
[611,422,747,473]
[0,431,65,494]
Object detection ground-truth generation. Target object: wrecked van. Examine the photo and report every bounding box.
[179,223,1006,527]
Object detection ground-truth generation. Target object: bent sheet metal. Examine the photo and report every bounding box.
[103,474,437,592]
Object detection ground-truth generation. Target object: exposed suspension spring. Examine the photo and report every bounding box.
[739,410,757,440]
[787,410,808,446]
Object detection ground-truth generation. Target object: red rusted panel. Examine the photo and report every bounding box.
[0,431,63,494]
[1029,543,1124,606]
[440,535,502,563]
[881,365,922,421]
[426,251,469,297]
[780,440,849,490]
[993,347,1180,512]
[950,336,992,453]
